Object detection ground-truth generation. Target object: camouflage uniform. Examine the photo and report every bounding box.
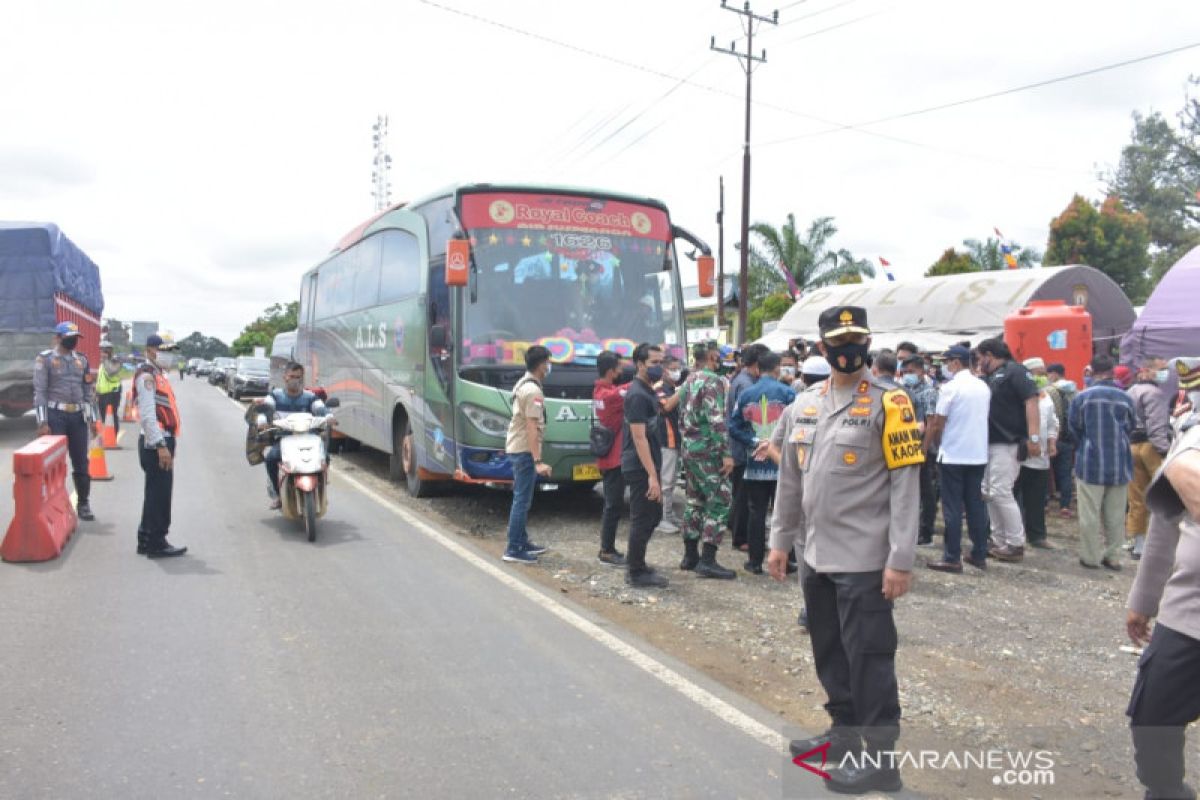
[678,368,732,545]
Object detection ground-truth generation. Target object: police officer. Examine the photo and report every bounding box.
[34,321,99,521]
[134,335,187,558]
[96,340,124,436]
[759,306,923,795]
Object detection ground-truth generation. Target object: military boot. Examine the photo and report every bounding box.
[679,539,700,571]
[695,543,736,580]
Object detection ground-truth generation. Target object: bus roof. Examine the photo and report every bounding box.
[329,182,671,256]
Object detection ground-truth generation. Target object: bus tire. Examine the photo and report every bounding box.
[395,419,432,498]
[389,421,406,482]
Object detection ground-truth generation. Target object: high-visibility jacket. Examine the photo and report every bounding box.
[96,362,122,395]
[132,365,181,436]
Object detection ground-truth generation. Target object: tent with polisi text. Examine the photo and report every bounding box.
[757,265,1135,354]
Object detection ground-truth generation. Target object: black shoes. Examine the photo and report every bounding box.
[147,542,187,559]
[743,560,764,575]
[789,728,860,764]
[824,764,902,794]
[598,549,626,567]
[76,502,94,521]
[696,543,736,580]
[1101,557,1123,571]
[680,539,700,571]
[626,568,668,588]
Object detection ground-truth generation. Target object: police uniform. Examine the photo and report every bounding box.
[133,335,186,558]
[768,306,923,794]
[1125,356,1200,798]
[33,321,98,520]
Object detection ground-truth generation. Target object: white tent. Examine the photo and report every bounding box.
[758,265,1136,354]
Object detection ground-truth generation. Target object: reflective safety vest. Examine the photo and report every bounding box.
[96,363,122,395]
[132,365,181,436]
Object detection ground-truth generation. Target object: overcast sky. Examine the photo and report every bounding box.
[2,0,1197,343]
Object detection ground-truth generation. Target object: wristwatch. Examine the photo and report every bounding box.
[1029,435,1041,444]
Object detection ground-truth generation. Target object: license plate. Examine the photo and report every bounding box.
[572,464,601,481]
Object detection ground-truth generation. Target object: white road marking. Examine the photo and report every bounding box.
[223,389,788,753]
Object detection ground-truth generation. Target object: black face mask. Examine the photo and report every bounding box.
[615,364,636,385]
[61,337,79,351]
[824,342,869,374]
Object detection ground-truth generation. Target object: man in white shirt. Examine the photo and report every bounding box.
[923,346,992,572]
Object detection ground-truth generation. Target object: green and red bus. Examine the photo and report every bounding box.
[295,183,713,496]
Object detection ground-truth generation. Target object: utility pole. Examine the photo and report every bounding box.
[371,115,393,212]
[716,176,725,331]
[712,0,776,344]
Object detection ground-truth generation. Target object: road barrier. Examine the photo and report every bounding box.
[2,435,78,563]
[88,438,113,481]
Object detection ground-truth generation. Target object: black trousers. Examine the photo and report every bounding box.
[98,391,121,435]
[1127,623,1200,798]
[1014,466,1049,543]
[48,408,90,504]
[623,469,661,572]
[802,568,900,747]
[918,457,938,538]
[138,436,175,544]
[745,479,776,567]
[600,467,625,553]
[730,464,749,548]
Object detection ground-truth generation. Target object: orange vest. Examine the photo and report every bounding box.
[132,366,181,436]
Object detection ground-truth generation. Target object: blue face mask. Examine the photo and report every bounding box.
[901,373,919,387]
[646,365,664,382]
[1156,369,1169,385]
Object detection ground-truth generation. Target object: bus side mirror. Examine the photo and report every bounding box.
[446,239,470,287]
[697,255,715,298]
[430,323,449,350]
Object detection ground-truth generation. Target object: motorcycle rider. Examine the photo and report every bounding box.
[255,362,329,509]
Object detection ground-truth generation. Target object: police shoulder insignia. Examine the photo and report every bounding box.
[856,380,870,394]
[882,388,924,470]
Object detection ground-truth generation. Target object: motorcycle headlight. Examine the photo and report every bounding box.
[461,404,509,438]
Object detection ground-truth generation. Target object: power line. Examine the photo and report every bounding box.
[777,8,888,45]
[759,39,1200,148]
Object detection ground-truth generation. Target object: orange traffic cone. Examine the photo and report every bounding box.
[88,439,113,481]
[101,420,119,449]
[122,390,138,423]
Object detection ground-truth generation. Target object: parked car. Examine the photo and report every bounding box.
[227,356,270,400]
[186,357,204,375]
[269,330,296,391]
[195,360,214,376]
[208,357,235,385]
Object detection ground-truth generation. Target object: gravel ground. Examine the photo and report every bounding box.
[336,445,1194,799]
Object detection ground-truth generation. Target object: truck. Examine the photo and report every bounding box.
[0,223,105,417]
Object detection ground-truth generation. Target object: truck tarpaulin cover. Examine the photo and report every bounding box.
[0,222,104,330]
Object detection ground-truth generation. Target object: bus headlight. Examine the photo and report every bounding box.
[461,404,509,438]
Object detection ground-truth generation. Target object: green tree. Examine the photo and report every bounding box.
[749,214,875,297]
[962,237,1042,271]
[177,331,231,360]
[746,292,794,341]
[1044,194,1151,303]
[231,301,298,356]
[1106,109,1200,284]
[925,247,977,276]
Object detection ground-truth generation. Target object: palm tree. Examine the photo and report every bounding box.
[962,237,1042,271]
[749,214,875,298]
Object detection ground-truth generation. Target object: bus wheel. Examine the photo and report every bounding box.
[389,423,406,482]
[402,420,435,498]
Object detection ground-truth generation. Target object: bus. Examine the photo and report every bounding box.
[295,183,713,497]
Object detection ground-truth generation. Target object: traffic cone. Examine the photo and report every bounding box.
[101,419,119,449]
[122,390,138,422]
[88,439,113,481]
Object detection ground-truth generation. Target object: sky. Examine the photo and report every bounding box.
[2,0,1198,344]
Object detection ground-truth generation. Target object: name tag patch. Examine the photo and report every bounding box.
[882,389,924,470]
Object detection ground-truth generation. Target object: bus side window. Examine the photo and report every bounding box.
[380,230,420,303]
[352,235,382,310]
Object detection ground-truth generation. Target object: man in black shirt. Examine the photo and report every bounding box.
[976,338,1042,562]
[622,343,668,588]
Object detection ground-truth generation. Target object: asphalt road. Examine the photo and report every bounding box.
[0,379,801,799]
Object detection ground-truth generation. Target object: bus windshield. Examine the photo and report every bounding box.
[459,192,684,366]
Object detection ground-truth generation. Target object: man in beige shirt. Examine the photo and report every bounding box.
[759,305,923,795]
[1125,356,1200,800]
[502,345,553,564]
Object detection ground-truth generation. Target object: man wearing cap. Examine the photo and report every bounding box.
[33,321,99,521]
[924,346,992,572]
[1126,356,1173,560]
[96,340,123,438]
[133,335,187,558]
[1125,357,1200,800]
[799,354,831,387]
[760,305,923,794]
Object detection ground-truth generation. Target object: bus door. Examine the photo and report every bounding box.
[422,254,457,476]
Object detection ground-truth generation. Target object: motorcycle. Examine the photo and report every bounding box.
[263,398,339,542]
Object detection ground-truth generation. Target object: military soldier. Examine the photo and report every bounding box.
[677,341,737,579]
[33,321,99,521]
[760,306,923,795]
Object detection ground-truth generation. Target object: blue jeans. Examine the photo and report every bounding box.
[505,452,536,553]
[939,462,988,563]
[1051,440,1075,509]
